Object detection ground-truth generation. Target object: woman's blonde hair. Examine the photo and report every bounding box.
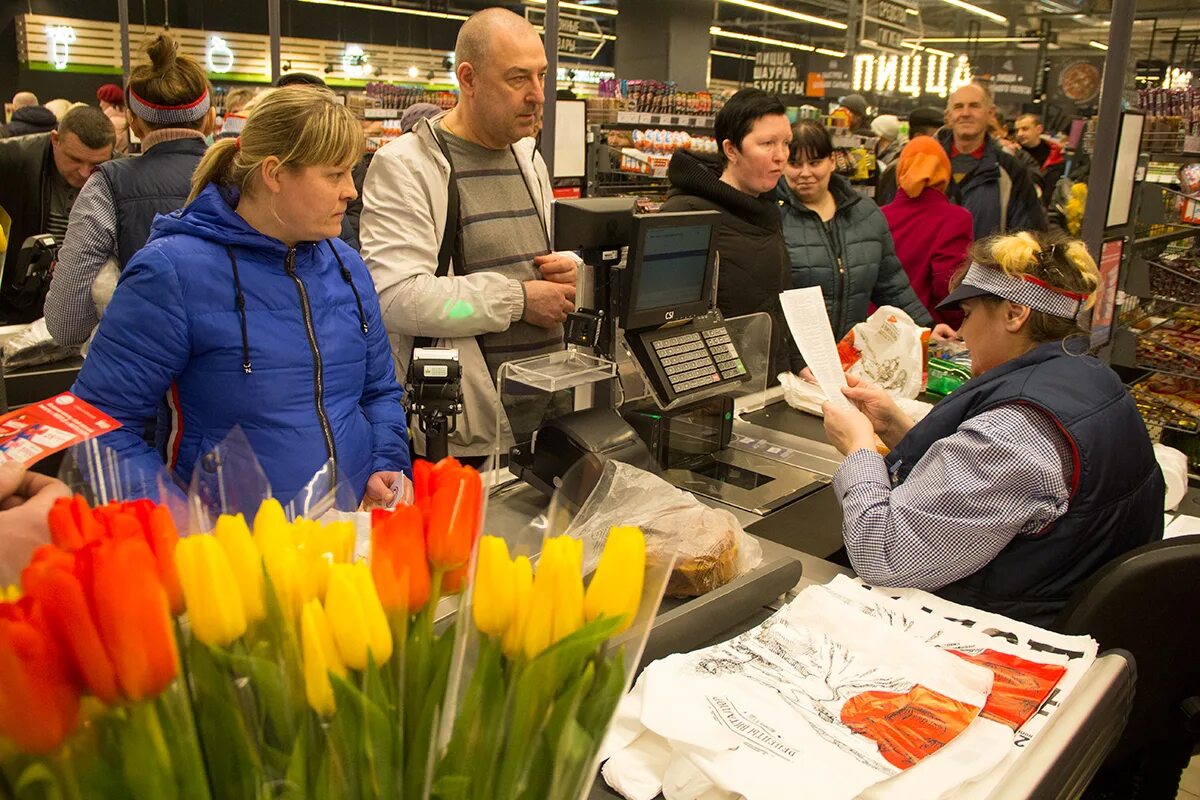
[187,86,364,204]
[128,33,211,131]
[952,230,1101,343]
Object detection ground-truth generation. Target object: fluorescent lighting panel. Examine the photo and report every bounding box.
[719,0,847,30]
[526,0,619,15]
[710,49,757,60]
[938,0,1007,25]
[903,42,956,57]
[1088,40,1109,50]
[710,26,815,51]
[297,0,468,19]
[815,47,847,56]
[905,36,1039,43]
[905,6,919,13]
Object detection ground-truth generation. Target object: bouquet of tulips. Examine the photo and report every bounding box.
[0,497,209,800]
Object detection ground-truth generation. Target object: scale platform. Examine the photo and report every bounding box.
[662,446,829,516]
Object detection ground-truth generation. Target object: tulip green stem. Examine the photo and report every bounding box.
[53,745,86,800]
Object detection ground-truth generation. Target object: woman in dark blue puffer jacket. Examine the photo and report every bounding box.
[778,122,932,340]
[72,87,411,505]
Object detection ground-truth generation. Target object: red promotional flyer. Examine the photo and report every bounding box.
[0,393,121,467]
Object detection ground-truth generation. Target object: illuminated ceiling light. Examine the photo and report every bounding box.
[408,65,420,78]
[718,0,847,31]
[903,41,956,58]
[341,43,372,78]
[296,0,468,21]
[937,0,1007,25]
[904,36,1039,43]
[207,35,235,74]
[815,47,846,57]
[1088,40,1108,50]
[45,25,76,70]
[710,49,757,60]
[526,0,619,15]
[531,26,616,40]
[905,6,919,13]
[710,26,815,52]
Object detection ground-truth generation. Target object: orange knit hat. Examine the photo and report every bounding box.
[896,136,951,199]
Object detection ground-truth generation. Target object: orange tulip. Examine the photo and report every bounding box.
[412,460,435,513]
[426,467,482,571]
[0,599,80,754]
[21,546,120,704]
[119,499,184,615]
[47,495,104,550]
[371,504,431,615]
[89,535,179,701]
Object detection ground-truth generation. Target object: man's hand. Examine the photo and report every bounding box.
[362,470,408,510]
[822,402,878,457]
[0,463,71,567]
[522,280,575,328]
[534,253,577,286]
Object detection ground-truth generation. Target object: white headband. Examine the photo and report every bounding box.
[956,262,1088,320]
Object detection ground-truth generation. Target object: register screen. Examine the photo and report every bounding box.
[632,224,712,312]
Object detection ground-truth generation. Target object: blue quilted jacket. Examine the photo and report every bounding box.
[73,183,411,504]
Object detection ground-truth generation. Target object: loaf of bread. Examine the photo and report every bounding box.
[661,523,739,598]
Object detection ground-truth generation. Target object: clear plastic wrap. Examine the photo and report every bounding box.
[1,317,80,370]
[563,460,762,598]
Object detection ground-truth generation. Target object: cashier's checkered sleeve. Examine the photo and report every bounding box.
[832,404,1073,590]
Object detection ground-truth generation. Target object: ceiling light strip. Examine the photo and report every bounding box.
[710,26,815,51]
[938,0,1007,25]
[710,49,757,60]
[296,0,468,20]
[718,0,847,31]
[1088,40,1109,50]
[904,36,1040,43]
[526,0,619,15]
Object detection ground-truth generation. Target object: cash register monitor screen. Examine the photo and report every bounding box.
[622,212,719,331]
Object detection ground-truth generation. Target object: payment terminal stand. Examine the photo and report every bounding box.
[510,199,826,514]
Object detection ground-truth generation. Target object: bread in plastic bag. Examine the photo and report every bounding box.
[1,318,80,370]
[564,460,762,597]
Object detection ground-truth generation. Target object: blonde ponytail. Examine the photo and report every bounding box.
[185,86,363,205]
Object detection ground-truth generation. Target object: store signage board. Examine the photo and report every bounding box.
[971,55,1037,105]
[525,8,605,60]
[852,52,972,99]
[754,51,806,96]
[858,0,919,52]
[1107,111,1145,228]
[1090,238,1125,350]
[811,57,853,98]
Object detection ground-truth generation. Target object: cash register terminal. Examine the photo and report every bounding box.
[619,213,750,407]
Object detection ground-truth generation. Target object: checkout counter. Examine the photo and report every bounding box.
[476,199,1135,799]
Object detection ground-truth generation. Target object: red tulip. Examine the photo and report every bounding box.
[47,495,104,550]
[22,546,120,704]
[371,504,431,615]
[127,500,183,615]
[0,598,80,753]
[426,467,482,572]
[412,460,434,513]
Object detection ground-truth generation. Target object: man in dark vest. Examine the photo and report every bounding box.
[0,106,114,323]
[45,33,213,347]
[821,232,1163,628]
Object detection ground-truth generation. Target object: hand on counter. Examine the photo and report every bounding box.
[534,253,578,286]
[840,374,916,449]
[522,280,576,328]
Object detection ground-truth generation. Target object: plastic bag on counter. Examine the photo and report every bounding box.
[839,306,926,399]
[779,371,934,424]
[563,460,762,597]
[1,317,80,370]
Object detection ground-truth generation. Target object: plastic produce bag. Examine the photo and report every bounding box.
[839,306,927,399]
[563,460,762,597]
[1,317,80,370]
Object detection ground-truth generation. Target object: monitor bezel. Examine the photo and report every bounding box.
[621,210,721,332]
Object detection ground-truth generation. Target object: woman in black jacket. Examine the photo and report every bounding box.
[661,88,801,382]
[778,122,932,340]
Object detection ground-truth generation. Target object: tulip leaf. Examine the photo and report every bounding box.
[231,640,300,753]
[437,635,505,799]
[524,661,594,800]
[544,718,595,800]
[279,719,308,800]
[404,625,455,800]
[12,762,63,800]
[154,683,213,800]
[184,637,262,800]
[328,673,366,800]
[361,654,398,800]
[119,699,179,800]
[577,649,627,743]
[430,774,470,800]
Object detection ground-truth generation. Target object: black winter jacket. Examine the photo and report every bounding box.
[1,106,57,138]
[778,174,931,339]
[0,133,55,320]
[661,150,802,380]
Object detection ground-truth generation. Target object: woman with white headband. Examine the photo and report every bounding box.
[822,231,1164,627]
[45,33,214,347]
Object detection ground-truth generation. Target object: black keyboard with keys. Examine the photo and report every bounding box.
[625,310,751,406]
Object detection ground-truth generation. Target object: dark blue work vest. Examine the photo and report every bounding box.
[886,341,1164,627]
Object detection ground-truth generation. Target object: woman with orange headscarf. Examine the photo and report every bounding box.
[881,137,974,328]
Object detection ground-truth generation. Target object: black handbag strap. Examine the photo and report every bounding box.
[413,127,461,354]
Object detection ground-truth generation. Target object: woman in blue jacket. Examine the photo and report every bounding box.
[778,121,932,339]
[72,86,411,505]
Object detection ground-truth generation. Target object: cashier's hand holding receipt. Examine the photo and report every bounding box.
[822,374,914,456]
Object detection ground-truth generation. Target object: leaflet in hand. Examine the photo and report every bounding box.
[779,286,851,408]
[0,393,121,467]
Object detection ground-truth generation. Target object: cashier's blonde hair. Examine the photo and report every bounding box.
[187,86,363,204]
[950,231,1101,343]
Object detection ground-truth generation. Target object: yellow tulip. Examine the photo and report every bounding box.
[300,598,345,717]
[174,535,247,647]
[584,526,645,635]
[324,563,393,670]
[523,536,585,659]
[501,556,533,659]
[472,536,516,638]
[214,513,265,624]
[254,514,301,622]
[2,585,20,602]
[253,497,290,541]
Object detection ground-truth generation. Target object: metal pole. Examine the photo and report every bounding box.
[1079,0,1136,261]
[542,0,560,177]
[268,0,282,84]
[118,0,131,86]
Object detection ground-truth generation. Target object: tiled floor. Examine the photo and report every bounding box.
[1178,754,1200,799]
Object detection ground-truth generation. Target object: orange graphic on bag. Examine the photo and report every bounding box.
[948,648,1067,730]
[840,684,978,770]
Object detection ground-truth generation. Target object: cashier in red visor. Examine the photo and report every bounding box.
[821,231,1164,628]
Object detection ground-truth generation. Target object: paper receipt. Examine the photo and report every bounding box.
[779,287,852,408]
